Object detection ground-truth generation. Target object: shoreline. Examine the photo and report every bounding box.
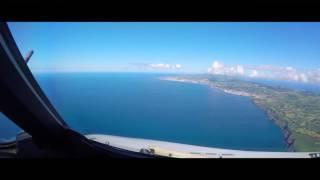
[251,99,295,151]
[160,76,294,151]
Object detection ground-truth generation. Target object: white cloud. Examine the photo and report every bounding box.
[208,61,245,76]
[285,66,294,71]
[236,65,244,75]
[130,63,183,71]
[150,63,170,69]
[212,61,224,70]
[207,61,320,84]
[175,64,182,69]
[149,63,182,70]
[249,70,259,77]
[299,73,308,82]
[208,61,225,74]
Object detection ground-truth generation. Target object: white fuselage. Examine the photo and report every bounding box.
[86,134,319,158]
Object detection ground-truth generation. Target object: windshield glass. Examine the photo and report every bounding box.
[4,22,320,152]
[0,113,21,142]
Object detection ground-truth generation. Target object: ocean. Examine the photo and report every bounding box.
[0,73,288,151]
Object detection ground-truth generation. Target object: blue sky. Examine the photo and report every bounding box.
[8,22,320,82]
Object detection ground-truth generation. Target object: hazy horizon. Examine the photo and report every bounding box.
[8,22,320,84]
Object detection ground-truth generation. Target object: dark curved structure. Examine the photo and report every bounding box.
[0,22,156,158]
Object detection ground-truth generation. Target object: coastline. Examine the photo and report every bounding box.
[251,98,295,151]
[160,76,294,151]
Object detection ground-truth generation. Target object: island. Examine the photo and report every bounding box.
[159,75,320,152]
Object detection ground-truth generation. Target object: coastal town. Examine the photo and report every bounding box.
[159,76,258,98]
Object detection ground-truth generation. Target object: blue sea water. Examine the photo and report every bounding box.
[0,73,289,151]
[0,113,21,142]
